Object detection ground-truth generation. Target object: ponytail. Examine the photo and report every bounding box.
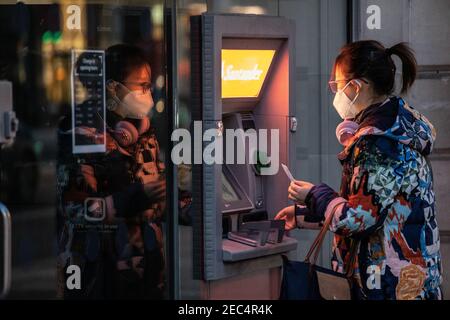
[335,40,418,96]
[386,42,417,94]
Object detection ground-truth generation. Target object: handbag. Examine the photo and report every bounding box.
[279,201,359,300]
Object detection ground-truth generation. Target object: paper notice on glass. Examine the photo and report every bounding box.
[71,49,106,154]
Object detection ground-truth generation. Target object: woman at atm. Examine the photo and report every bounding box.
[275,40,442,300]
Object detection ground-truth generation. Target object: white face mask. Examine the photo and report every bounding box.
[108,81,154,119]
[333,80,360,120]
[121,89,154,119]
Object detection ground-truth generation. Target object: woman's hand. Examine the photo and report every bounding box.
[143,180,166,203]
[288,180,315,205]
[274,206,297,231]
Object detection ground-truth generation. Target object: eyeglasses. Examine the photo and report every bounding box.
[328,78,368,93]
[328,79,350,94]
[122,81,154,94]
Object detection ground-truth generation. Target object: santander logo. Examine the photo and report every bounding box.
[221,61,263,81]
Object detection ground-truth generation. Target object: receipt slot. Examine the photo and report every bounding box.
[190,13,297,289]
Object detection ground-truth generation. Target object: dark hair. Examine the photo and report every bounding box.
[105,44,150,82]
[334,40,417,95]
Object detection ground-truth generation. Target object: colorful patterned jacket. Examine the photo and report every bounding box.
[304,97,442,300]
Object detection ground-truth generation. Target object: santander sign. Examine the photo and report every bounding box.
[221,61,264,81]
[221,49,275,98]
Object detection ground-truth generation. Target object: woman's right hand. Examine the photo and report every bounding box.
[274,206,297,231]
[143,179,166,203]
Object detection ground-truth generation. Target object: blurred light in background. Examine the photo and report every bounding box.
[156,74,165,89]
[187,3,207,14]
[155,99,165,113]
[229,6,266,15]
[152,4,164,41]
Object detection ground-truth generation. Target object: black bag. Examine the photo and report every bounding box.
[280,201,358,300]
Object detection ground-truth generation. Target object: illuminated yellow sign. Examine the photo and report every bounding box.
[221,49,275,98]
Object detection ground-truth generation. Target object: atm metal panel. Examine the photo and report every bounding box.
[194,13,297,281]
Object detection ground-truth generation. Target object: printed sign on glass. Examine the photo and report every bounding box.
[71,49,106,154]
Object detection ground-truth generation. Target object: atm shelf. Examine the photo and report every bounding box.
[222,236,297,262]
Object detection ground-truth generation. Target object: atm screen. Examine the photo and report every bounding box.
[221,165,254,214]
[222,171,241,202]
[221,49,275,99]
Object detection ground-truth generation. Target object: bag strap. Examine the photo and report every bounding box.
[304,199,345,265]
[344,238,359,277]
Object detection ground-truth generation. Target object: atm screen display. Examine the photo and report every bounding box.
[221,49,275,99]
[222,172,241,202]
[221,165,254,214]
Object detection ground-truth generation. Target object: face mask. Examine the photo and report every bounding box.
[107,81,154,119]
[333,80,360,120]
[335,119,359,146]
[120,89,154,119]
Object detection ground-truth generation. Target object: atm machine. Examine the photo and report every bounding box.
[189,14,297,299]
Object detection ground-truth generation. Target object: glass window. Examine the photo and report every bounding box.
[0,0,167,299]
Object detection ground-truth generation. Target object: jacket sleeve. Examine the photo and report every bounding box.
[305,136,405,237]
[57,161,101,222]
[58,159,154,222]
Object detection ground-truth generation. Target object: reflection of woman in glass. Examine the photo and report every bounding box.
[57,44,166,299]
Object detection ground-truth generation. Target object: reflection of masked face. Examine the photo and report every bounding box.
[107,81,154,119]
[121,88,154,119]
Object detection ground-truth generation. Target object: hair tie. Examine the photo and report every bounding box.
[385,47,392,55]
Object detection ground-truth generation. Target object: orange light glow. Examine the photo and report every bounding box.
[221,49,275,98]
